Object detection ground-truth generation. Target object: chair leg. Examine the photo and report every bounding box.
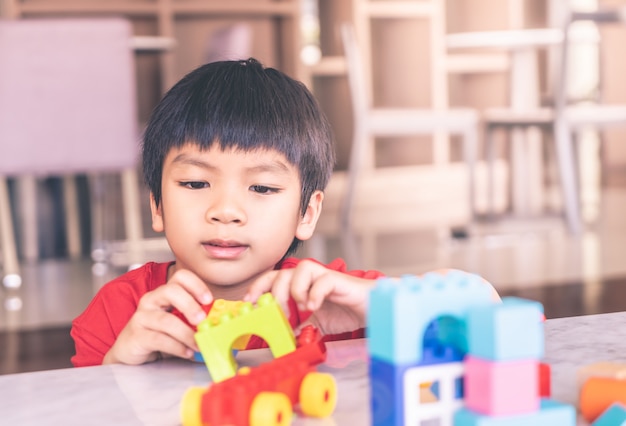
[121,168,144,267]
[17,176,39,261]
[486,124,496,218]
[464,125,478,220]
[88,174,106,263]
[121,169,143,244]
[339,127,369,269]
[0,178,22,288]
[62,176,83,259]
[554,121,582,234]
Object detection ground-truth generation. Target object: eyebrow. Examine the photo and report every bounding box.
[171,152,292,175]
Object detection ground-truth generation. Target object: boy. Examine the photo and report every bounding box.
[70,58,385,367]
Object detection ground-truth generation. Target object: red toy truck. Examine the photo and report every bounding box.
[180,325,337,426]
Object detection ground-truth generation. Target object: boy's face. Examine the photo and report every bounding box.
[150,143,323,298]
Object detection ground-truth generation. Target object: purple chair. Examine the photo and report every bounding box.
[0,18,143,288]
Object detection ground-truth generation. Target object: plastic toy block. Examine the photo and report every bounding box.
[206,299,251,349]
[454,399,576,426]
[368,270,494,364]
[369,357,411,426]
[577,362,626,388]
[592,403,626,426]
[194,293,296,383]
[181,326,335,426]
[539,362,551,397]
[581,377,626,423]
[369,345,463,426]
[403,362,464,426]
[466,297,544,361]
[464,356,539,415]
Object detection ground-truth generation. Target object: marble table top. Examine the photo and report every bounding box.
[1,312,625,425]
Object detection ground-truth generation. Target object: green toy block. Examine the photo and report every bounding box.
[195,293,296,382]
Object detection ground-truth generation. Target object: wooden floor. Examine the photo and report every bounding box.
[1,326,73,374]
[2,274,626,375]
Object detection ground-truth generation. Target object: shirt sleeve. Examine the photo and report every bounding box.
[70,280,141,367]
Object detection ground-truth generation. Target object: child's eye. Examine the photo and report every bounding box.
[180,181,208,189]
[250,185,279,194]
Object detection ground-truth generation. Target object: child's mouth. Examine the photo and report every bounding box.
[202,240,248,259]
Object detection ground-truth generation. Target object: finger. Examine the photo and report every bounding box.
[137,309,200,351]
[141,271,212,326]
[138,328,195,360]
[246,270,293,304]
[169,269,213,305]
[294,316,321,335]
[244,270,278,302]
[304,274,337,311]
[268,269,295,308]
[288,260,327,308]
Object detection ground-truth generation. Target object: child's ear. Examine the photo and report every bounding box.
[295,190,324,241]
[150,192,164,233]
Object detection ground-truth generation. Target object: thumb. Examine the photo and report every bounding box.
[294,316,323,336]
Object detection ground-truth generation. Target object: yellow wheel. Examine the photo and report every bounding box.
[250,392,292,426]
[299,372,337,417]
[180,386,205,426]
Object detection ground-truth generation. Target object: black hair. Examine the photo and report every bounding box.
[142,58,335,255]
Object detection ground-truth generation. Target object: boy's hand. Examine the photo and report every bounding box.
[245,260,375,336]
[103,269,213,365]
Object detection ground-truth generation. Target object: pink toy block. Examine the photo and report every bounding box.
[464,356,539,415]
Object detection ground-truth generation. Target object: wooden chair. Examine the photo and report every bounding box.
[339,23,479,268]
[0,18,143,288]
[476,7,626,235]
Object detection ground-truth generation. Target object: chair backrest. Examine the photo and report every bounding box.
[205,22,252,63]
[0,18,139,177]
[559,8,626,108]
[340,23,371,127]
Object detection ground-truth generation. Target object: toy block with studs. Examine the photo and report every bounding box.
[368,270,494,365]
[466,297,544,361]
[195,292,295,383]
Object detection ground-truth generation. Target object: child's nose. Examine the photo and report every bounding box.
[206,191,246,224]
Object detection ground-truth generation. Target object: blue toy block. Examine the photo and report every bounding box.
[369,357,410,426]
[466,297,544,361]
[369,345,464,426]
[454,399,575,426]
[368,271,494,365]
[593,403,626,426]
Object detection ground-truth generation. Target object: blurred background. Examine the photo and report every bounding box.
[2,0,626,373]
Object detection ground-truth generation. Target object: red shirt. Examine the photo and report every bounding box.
[70,257,384,367]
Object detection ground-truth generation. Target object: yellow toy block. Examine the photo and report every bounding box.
[195,293,296,383]
[206,299,251,350]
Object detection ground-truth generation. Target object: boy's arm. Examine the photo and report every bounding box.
[246,259,377,336]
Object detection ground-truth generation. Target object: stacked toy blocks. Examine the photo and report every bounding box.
[368,270,495,426]
[366,271,576,426]
[454,297,575,425]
